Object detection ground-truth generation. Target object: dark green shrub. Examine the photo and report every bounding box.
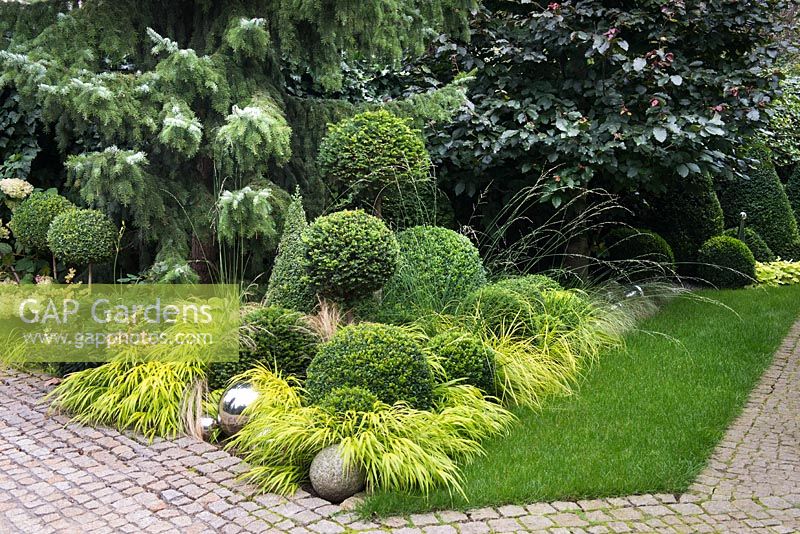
[381,183,457,230]
[459,284,541,338]
[697,236,756,288]
[604,228,675,279]
[9,192,75,253]
[47,208,117,271]
[644,172,724,266]
[383,226,486,313]
[305,323,434,409]
[265,193,316,312]
[317,386,379,414]
[718,145,800,259]
[303,210,398,303]
[786,164,800,227]
[54,362,100,378]
[208,306,318,390]
[722,228,775,262]
[428,331,496,393]
[317,110,431,215]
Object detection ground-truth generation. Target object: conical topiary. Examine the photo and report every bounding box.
[265,192,316,312]
[718,145,800,259]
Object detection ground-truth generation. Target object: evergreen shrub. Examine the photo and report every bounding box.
[317,110,431,213]
[317,385,379,414]
[208,306,318,390]
[460,285,541,338]
[305,323,434,409]
[722,228,775,262]
[604,228,675,279]
[786,164,800,227]
[303,210,398,303]
[718,145,800,259]
[644,172,724,265]
[428,331,496,393]
[697,236,756,288]
[383,225,486,313]
[265,193,316,312]
[9,191,74,253]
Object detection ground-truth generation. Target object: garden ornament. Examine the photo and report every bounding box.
[218,382,259,436]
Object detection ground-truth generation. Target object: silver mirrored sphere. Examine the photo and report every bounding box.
[199,415,218,441]
[624,284,644,299]
[218,382,259,436]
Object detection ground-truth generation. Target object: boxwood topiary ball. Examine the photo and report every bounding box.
[303,210,399,302]
[317,109,431,210]
[318,386,379,414]
[207,305,318,391]
[47,208,117,265]
[697,236,756,288]
[9,192,75,254]
[722,228,775,262]
[305,323,434,410]
[428,331,496,393]
[383,225,486,313]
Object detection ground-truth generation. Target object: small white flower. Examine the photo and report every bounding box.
[0,178,34,199]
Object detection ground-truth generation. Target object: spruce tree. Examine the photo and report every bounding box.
[0,0,472,279]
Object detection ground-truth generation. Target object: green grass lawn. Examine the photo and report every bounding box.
[362,285,800,516]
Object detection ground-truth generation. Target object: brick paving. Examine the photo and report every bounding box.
[0,322,799,533]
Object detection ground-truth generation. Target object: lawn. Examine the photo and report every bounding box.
[361,285,800,516]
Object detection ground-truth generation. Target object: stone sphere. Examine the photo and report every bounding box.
[218,382,259,436]
[309,444,365,503]
[199,415,218,441]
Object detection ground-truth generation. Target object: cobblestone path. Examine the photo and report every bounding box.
[0,322,798,533]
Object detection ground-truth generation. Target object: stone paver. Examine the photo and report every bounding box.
[1,321,799,532]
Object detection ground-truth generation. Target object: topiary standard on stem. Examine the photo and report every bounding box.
[305,322,434,410]
[302,210,398,306]
[47,208,117,286]
[697,236,756,289]
[317,110,431,219]
[8,191,75,277]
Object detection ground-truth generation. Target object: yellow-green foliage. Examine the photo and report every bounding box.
[227,366,514,496]
[755,260,800,286]
[49,356,206,439]
[442,287,633,409]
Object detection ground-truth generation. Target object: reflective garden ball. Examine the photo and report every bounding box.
[624,284,644,299]
[199,415,218,441]
[218,382,259,437]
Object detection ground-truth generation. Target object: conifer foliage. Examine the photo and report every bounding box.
[265,193,316,312]
[0,0,471,278]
